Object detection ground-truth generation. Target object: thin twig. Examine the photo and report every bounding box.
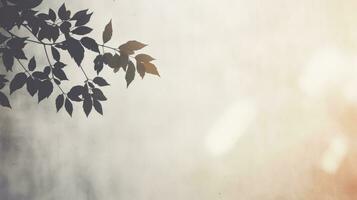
[43,44,66,95]
[15,58,31,76]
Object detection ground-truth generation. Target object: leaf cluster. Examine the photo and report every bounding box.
[0,0,159,116]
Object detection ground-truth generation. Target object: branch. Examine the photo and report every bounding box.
[15,58,31,76]
[43,44,66,95]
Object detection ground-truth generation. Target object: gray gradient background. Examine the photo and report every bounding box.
[1,0,357,199]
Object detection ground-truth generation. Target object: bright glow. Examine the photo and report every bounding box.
[320,134,348,174]
[205,100,257,156]
[299,48,349,97]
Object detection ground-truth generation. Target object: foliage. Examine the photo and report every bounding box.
[0,0,159,116]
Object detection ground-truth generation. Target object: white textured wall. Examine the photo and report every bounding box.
[2,0,357,199]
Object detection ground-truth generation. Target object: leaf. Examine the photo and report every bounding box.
[0,75,8,89]
[53,67,68,80]
[43,66,51,75]
[0,32,9,44]
[135,54,155,63]
[80,37,99,53]
[136,61,145,79]
[119,41,147,54]
[0,6,19,29]
[71,26,92,35]
[50,25,60,42]
[143,62,160,77]
[71,10,92,26]
[38,80,53,103]
[93,77,109,86]
[0,92,11,108]
[7,36,27,50]
[55,94,64,112]
[38,24,53,41]
[102,20,112,44]
[53,78,61,85]
[65,98,73,116]
[58,3,70,20]
[28,56,36,71]
[54,61,66,68]
[32,71,48,80]
[48,9,56,22]
[2,50,14,71]
[110,53,128,73]
[26,77,39,96]
[59,21,71,34]
[67,85,84,102]
[83,96,92,117]
[51,46,60,61]
[103,53,114,66]
[93,99,103,115]
[125,61,135,87]
[10,72,27,94]
[37,13,50,21]
[64,37,84,66]
[94,55,104,74]
[88,82,95,88]
[92,88,107,101]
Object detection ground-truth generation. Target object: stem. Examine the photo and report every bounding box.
[79,65,90,81]
[43,45,66,95]
[99,44,135,58]
[22,25,63,46]
[15,58,31,76]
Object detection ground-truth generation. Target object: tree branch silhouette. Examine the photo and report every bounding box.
[0,0,160,116]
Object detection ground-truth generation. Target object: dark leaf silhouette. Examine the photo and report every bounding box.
[48,8,56,22]
[38,80,53,102]
[10,72,27,94]
[94,55,104,74]
[58,3,70,20]
[53,78,61,85]
[80,37,99,53]
[2,50,14,71]
[65,98,73,116]
[93,99,103,115]
[28,56,36,71]
[51,46,60,61]
[0,75,8,89]
[67,85,84,102]
[0,6,19,29]
[53,67,68,80]
[102,20,112,44]
[54,61,66,68]
[83,95,92,117]
[111,53,128,73]
[59,21,71,34]
[64,37,84,66]
[103,52,114,66]
[125,61,135,87]
[0,92,11,108]
[0,32,9,44]
[71,26,92,35]
[7,37,27,49]
[55,94,64,112]
[71,9,92,26]
[0,1,159,115]
[93,77,109,86]
[43,66,51,75]
[26,76,39,96]
[32,71,48,80]
[92,88,106,101]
